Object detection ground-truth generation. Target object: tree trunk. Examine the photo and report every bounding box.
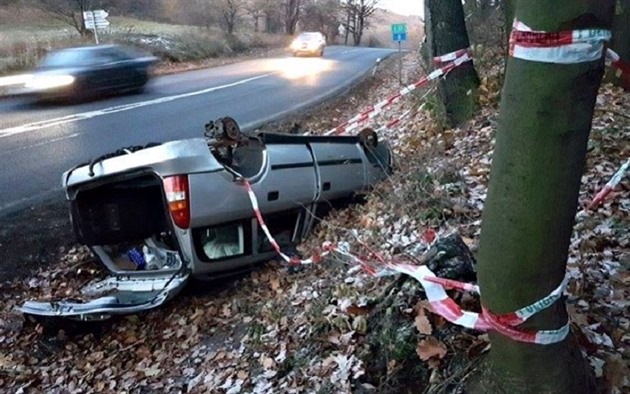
[610,0,630,89]
[502,0,516,47]
[425,0,480,128]
[344,11,351,45]
[353,16,364,45]
[474,1,615,393]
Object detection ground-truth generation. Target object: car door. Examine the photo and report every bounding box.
[94,48,133,91]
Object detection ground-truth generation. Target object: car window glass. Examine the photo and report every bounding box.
[94,48,125,63]
[40,49,101,67]
[201,223,245,260]
[298,33,321,41]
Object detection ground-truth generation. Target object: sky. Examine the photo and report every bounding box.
[378,0,424,17]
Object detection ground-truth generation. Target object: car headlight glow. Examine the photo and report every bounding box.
[25,75,75,90]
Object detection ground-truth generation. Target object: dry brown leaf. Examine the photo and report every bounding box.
[271,277,280,292]
[417,337,447,361]
[263,357,275,370]
[414,313,433,335]
[605,353,630,390]
[346,305,370,316]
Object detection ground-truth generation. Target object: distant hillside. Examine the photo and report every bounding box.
[363,8,424,50]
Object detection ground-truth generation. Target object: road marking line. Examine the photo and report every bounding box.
[2,133,81,155]
[0,73,274,139]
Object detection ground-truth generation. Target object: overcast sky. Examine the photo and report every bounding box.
[379,0,424,17]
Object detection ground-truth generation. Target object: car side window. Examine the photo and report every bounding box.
[96,48,127,64]
[193,221,251,262]
[202,223,245,260]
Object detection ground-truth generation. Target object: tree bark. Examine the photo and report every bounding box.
[284,0,300,35]
[610,0,630,89]
[425,0,480,128]
[474,1,615,393]
[502,0,516,47]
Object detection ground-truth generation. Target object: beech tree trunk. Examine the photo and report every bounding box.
[424,0,480,128]
[610,0,630,89]
[474,1,615,393]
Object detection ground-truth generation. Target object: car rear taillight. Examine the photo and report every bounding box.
[163,175,190,229]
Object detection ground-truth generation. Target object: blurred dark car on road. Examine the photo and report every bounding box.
[19,44,157,102]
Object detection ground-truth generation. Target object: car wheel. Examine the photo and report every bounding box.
[319,47,325,57]
[130,84,145,95]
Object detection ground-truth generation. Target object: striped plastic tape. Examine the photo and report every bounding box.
[325,48,472,136]
[588,158,630,210]
[243,178,570,345]
[510,20,611,64]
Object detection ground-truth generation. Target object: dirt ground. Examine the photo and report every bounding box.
[0,199,74,282]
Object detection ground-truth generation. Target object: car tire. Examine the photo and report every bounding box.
[130,83,146,95]
[319,47,325,57]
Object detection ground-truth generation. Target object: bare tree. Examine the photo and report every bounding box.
[284,0,302,35]
[342,0,378,46]
[30,0,99,36]
[216,0,243,34]
[248,0,282,33]
[244,0,265,32]
[301,0,341,40]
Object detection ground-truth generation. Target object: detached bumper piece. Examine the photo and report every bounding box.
[20,274,189,320]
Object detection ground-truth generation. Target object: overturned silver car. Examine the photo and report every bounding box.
[21,118,392,320]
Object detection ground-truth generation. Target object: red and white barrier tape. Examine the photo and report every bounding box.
[372,262,569,345]
[588,158,630,210]
[434,49,473,66]
[243,180,332,265]
[242,180,569,345]
[377,109,413,133]
[325,21,629,138]
[324,48,472,136]
[607,48,630,77]
[510,20,611,64]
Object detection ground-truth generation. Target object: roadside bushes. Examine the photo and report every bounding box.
[0,30,288,76]
[0,37,88,75]
[143,32,288,62]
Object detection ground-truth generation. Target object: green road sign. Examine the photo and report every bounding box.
[391,23,407,34]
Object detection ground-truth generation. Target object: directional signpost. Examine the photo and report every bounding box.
[83,10,110,44]
[391,23,408,83]
[391,23,408,42]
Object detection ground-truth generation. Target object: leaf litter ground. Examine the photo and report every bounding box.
[0,52,628,393]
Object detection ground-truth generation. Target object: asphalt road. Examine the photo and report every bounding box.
[0,46,396,215]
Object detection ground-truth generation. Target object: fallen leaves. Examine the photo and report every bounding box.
[1,47,629,394]
[414,313,433,335]
[416,337,447,361]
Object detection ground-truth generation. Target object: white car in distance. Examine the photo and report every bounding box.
[290,32,326,57]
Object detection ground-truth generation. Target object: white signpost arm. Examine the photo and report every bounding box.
[92,10,99,45]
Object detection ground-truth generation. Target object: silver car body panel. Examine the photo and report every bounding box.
[63,138,223,194]
[20,274,188,320]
